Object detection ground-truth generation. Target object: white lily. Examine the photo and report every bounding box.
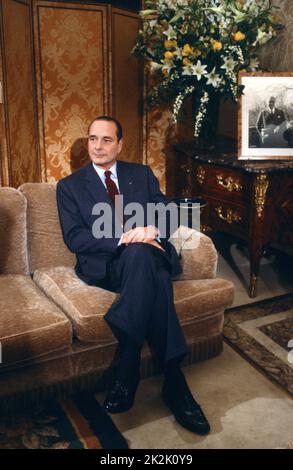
[173,47,183,60]
[230,5,249,23]
[163,24,177,40]
[205,6,226,16]
[176,0,189,5]
[206,67,221,87]
[185,60,208,81]
[157,0,168,9]
[139,9,157,18]
[182,65,193,76]
[170,10,185,24]
[149,19,158,28]
[150,61,163,72]
[253,28,272,46]
[249,57,260,71]
[162,62,173,75]
[221,57,236,72]
[164,0,187,8]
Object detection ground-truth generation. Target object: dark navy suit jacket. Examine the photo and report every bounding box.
[56,160,182,285]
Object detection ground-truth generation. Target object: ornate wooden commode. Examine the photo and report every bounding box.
[172,142,293,298]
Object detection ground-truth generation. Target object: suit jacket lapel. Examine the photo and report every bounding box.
[116,160,134,209]
[85,163,111,206]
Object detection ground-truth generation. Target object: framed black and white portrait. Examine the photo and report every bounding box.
[238,72,293,160]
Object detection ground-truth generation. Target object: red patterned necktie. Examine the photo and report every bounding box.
[104,170,119,205]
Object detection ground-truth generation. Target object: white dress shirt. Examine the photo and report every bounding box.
[92,162,120,191]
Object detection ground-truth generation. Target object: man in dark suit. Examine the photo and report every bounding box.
[283,119,293,147]
[56,116,210,435]
[256,96,287,147]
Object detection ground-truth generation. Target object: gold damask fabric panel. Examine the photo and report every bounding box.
[112,9,143,164]
[259,0,293,71]
[0,37,8,187]
[145,103,193,193]
[33,1,109,181]
[145,107,170,193]
[1,0,39,187]
[144,73,194,193]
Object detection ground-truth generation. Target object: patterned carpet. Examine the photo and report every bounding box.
[223,294,293,396]
[0,393,128,449]
[2,295,292,449]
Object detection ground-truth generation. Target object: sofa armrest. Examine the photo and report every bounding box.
[169,226,217,280]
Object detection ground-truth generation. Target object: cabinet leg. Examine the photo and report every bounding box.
[249,247,263,298]
[249,273,258,298]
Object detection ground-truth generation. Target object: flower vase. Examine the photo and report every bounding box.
[192,91,220,151]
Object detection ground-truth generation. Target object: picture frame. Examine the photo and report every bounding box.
[238,71,293,160]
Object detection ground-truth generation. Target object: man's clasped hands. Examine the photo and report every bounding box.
[121,226,165,252]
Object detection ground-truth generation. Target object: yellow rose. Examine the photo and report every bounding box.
[212,41,222,51]
[164,39,177,50]
[183,57,191,66]
[164,51,174,61]
[182,44,193,56]
[234,31,246,41]
[193,48,201,58]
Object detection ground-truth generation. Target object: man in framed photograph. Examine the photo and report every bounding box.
[238,72,293,160]
[256,96,287,148]
[283,119,293,148]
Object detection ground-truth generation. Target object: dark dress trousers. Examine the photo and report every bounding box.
[283,127,293,147]
[56,161,188,364]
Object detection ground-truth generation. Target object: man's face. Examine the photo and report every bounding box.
[88,120,123,169]
[269,98,275,109]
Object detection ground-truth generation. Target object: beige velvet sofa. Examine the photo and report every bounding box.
[0,184,234,413]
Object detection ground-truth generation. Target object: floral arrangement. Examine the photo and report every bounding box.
[133,0,282,139]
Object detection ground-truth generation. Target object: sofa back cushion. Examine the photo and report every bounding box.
[0,187,29,275]
[19,183,75,272]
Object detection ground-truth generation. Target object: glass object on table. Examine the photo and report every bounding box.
[173,197,208,231]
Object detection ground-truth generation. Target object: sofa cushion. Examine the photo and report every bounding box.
[0,275,72,366]
[0,187,29,275]
[33,266,234,344]
[33,267,118,343]
[173,278,234,322]
[18,183,75,273]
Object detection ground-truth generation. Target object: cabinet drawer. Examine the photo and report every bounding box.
[195,164,251,204]
[206,197,250,238]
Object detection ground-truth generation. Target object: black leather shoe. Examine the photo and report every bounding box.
[162,380,210,435]
[104,380,138,414]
